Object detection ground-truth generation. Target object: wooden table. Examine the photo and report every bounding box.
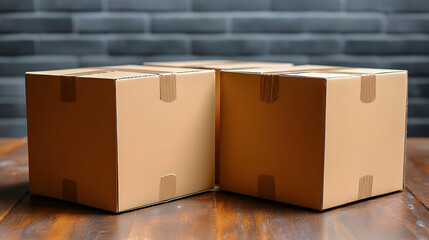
[0,138,427,239]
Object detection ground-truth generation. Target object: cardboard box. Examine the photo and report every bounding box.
[144,60,294,182]
[26,67,215,212]
[219,66,407,210]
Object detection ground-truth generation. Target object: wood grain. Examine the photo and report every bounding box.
[0,138,427,239]
[0,190,427,239]
[406,138,429,208]
[0,138,28,222]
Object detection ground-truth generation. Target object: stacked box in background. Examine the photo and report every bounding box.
[25,66,215,212]
[219,65,407,210]
[144,60,294,182]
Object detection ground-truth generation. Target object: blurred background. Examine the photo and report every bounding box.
[0,0,428,137]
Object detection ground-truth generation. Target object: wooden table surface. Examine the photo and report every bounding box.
[0,138,427,239]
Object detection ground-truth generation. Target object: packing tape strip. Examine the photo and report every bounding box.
[159,74,177,103]
[159,173,177,201]
[62,179,78,202]
[360,75,376,103]
[357,175,373,200]
[260,75,279,103]
[60,70,113,102]
[318,70,377,104]
[257,174,275,200]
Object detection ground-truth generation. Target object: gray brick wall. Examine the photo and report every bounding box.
[0,0,428,137]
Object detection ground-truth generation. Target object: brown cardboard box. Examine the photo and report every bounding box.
[25,67,215,212]
[219,66,408,210]
[144,60,294,182]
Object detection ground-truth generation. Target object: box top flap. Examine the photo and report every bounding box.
[320,67,407,75]
[78,71,156,80]
[223,65,342,74]
[281,72,361,79]
[224,65,406,79]
[100,65,210,74]
[26,67,107,76]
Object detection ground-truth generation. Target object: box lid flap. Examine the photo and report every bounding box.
[281,72,360,79]
[100,65,209,74]
[78,71,156,80]
[319,67,407,75]
[224,65,342,74]
[26,67,107,76]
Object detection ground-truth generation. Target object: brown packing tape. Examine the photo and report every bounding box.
[62,70,113,77]
[61,76,76,102]
[62,179,78,202]
[260,75,279,103]
[360,75,376,103]
[159,74,177,103]
[60,70,113,102]
[357,175,373,200]
[315,69,377,104]
[257,175,275,200]
[159,173,177,201]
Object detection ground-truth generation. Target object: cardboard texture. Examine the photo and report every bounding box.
[144,60,294,182]
[26,67,215,212]
[219,66,407,210]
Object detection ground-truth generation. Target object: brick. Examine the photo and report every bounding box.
[310,55,389,69]
[271,38,342,55]
[0,0,33,12]
[408,118,429,137]
[0,16,71,33]
[108,38,188,55]
[409,78,429,98]
[82,55,238,67]
[40,39,105,55]
[193,0,270,11]
[233,15,382,33]
[39,0,101,11]
[347,0,429,12]
[108,0,191,11]
[314,56,429,76]
[75,15,147,33]
[0,97,26,118]
[192,39,267,56]
[273,0,340,11]
[0,118,27,137]
[345,37,429,55]
[0,56,79,76]
[387,15,429,33]
[0,40,35,56]
[310,55,429,73]
[152,14,226,33]
[0,78,25,97]
[388,57,429,76]
[408,98,429,117]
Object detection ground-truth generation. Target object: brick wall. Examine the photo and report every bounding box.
[0,0,428,136]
